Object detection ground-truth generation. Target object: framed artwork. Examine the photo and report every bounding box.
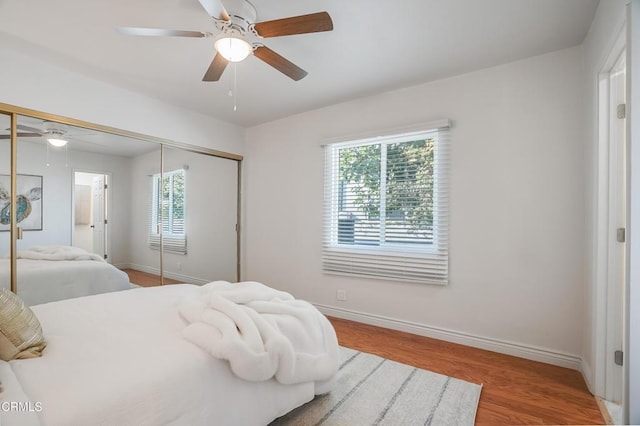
[0,174,43,231]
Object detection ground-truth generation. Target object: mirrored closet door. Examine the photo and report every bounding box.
[12,114,166,301]
[162,146,238,284]
[1,103,242,303]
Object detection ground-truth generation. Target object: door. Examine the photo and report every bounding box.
[92,174,106,259]
[605,50,626,404]
[73,171,109,259]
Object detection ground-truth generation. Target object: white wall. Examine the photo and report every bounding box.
[0,44,244,156]
[243,46,586,363]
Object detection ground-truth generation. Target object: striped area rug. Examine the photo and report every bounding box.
[272,346,482,426]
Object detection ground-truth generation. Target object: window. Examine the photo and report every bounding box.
[149,169,187,254]
[323,122,449,284]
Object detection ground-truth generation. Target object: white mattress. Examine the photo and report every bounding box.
[0,285,314,426]
[0,258,131,306]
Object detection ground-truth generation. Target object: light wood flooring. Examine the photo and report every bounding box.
[329,317,605,425]
[122,268,181,287]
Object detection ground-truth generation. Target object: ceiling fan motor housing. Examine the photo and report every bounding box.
[221,0,257,34]
[42,121,67,136]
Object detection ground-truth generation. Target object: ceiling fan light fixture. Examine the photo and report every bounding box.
[43,123,68,147]
[215,35,252,62]
[47,137,68,147]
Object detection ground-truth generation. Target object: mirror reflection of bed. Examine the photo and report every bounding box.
[1,114,239,304]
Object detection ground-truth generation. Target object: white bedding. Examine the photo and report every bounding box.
[0,285,316,426]
[0,258,131,306]
[180,281,338,391]
[17,245,106,262]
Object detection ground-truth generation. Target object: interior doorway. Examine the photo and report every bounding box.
[72,171,110,261]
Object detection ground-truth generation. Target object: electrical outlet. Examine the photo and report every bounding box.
[336,289,347,301]
[177,262,182,271]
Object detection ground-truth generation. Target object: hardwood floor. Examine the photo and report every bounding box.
[122,268,182,287]
[329,317,605,425]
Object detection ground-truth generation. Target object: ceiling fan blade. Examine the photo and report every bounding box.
[253,12,333,38]
[16,124,44,134]
[197,0,229,20]
[0,133,42,139]
[117,27,210,38]
[253,45,308,81]
[202,53,229,81]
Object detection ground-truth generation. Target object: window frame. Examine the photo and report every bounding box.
[149,168,187,255]
[151,168,186,239]
[322,121,450,285]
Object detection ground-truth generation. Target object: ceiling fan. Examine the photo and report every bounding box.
[0,122,87,147]
[118,0,333,82]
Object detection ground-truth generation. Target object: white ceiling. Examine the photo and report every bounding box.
[0,0,599,127]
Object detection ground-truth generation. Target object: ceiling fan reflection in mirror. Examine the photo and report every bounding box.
[0,121,105,167]
[0,122,74,166]
[118,0,333,82]
[0,122,74,147]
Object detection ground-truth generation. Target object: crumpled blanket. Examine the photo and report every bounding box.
[16,246,105,262]
[179,281,339,394]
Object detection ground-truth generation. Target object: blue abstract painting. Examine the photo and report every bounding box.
[0,174,42,231]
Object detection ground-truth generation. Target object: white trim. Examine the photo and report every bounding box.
[321,119,451,146]
[605,48,626,404]
[593,25,628,400]
[115,263,209,285]
[316,304,583,371]
[583,357,595,394]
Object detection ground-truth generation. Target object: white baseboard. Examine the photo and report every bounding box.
[115,263,209,285]
[581,358,595,394]
[316,304,583,371]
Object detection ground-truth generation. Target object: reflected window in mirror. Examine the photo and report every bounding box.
[149,168,186,254]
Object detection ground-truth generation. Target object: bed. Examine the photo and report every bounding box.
[0,283,337,425]
[0,246,132,306]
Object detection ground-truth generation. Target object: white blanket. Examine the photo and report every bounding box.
[180,281,339,392]
[2,285,314,426]
[16,245,105,262]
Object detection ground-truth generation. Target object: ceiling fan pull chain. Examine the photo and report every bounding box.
[65,144,69,168]
[46,142,50,167]
[233,62,238,112]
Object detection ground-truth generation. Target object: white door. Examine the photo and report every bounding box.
[605,50,626,403]
[92,175,106,260]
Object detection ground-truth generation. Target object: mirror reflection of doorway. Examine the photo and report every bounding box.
[73,171,109,261]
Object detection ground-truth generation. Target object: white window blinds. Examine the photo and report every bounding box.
[323,121,450,284]
[149,168,187,254]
